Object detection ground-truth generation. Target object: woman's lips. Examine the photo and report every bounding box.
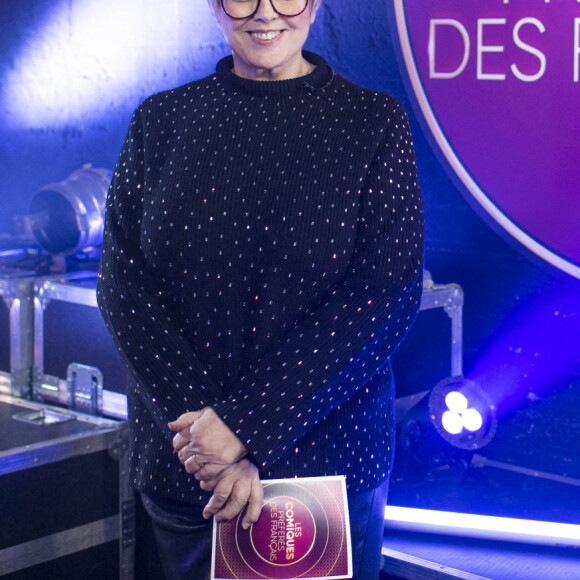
[249,30,283,42]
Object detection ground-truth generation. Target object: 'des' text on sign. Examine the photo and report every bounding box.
[393,0,580,278]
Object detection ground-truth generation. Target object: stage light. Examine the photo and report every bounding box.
[462,408,483,432]
[441,390,484,434]
[445,391,467,413]
[384,506,580,548]
[441,410,462,435]
[429,376,497,450]
[394,376,497,479]
[28,166,111,255]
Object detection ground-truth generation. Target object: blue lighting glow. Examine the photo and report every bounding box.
[384,506,580,548]
[467,283,580,417]
[0,0,223,129]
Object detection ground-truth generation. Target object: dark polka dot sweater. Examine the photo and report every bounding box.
[97,52,424,505]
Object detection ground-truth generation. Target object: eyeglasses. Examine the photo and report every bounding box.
[221,0,309,20]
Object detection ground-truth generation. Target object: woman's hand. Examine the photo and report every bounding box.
[169,407,247,469]
[169,408,263,528]
[199,458,263,529]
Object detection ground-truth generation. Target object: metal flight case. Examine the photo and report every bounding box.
[32,270,128,419]
[0,272,35,399]
[0,394,134,579]
[0,269,137,578]
[29,270,171,579]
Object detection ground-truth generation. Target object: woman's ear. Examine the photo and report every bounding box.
[309,2,318,25]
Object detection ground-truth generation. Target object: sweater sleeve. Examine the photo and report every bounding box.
[97,106,222,433]
[212,104,424,470]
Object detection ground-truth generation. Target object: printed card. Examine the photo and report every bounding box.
[211,475,352,579]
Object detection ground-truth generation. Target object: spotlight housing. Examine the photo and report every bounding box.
[429,376,497,450]
[29,165,112,256]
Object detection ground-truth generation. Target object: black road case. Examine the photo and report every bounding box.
[32,271,128,419]
[0,394,134,579]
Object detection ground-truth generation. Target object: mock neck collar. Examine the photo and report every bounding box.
[215,51,334,96]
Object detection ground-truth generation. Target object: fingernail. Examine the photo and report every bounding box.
[242,522,250,530]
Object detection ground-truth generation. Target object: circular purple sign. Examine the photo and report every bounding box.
[241,495,320,574]
[393,0,580,278]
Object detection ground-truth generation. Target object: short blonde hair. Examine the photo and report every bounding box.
[208,0,323,16]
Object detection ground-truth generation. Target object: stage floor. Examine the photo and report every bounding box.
[381,530,580,580]
[383,379,580,578]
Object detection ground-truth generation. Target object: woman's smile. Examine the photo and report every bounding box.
[216,3,315,80]
[248,30,284,42]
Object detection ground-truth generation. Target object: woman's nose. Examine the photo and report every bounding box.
[253,0,278,21]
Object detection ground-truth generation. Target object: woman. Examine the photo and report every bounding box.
[97,0,424,578]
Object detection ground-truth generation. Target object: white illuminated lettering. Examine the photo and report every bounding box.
[511,18,547,82]
[477,18,507,81]
[575,18,580,82]
[429,19,470,79]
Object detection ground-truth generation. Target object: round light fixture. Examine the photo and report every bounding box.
[29,165,112,255]
[429,376,497,450]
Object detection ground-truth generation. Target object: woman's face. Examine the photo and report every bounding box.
[216,0,316,81]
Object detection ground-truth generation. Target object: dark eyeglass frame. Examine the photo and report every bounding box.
[220,0,309,20]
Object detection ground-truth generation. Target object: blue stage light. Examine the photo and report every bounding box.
[445,391,468,413]
[441,389,485,434]
[394,376,497,477]
[441,410,463,435]
[462,408,483,432]
[429,376,497,450]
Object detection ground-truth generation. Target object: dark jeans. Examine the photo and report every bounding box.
[142,478,388,580]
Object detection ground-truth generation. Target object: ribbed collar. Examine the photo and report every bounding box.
[215,51,335,97]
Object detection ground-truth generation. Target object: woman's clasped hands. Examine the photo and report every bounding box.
[169,407,263,529]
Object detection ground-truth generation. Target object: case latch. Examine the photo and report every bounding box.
[67,362,103,415]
